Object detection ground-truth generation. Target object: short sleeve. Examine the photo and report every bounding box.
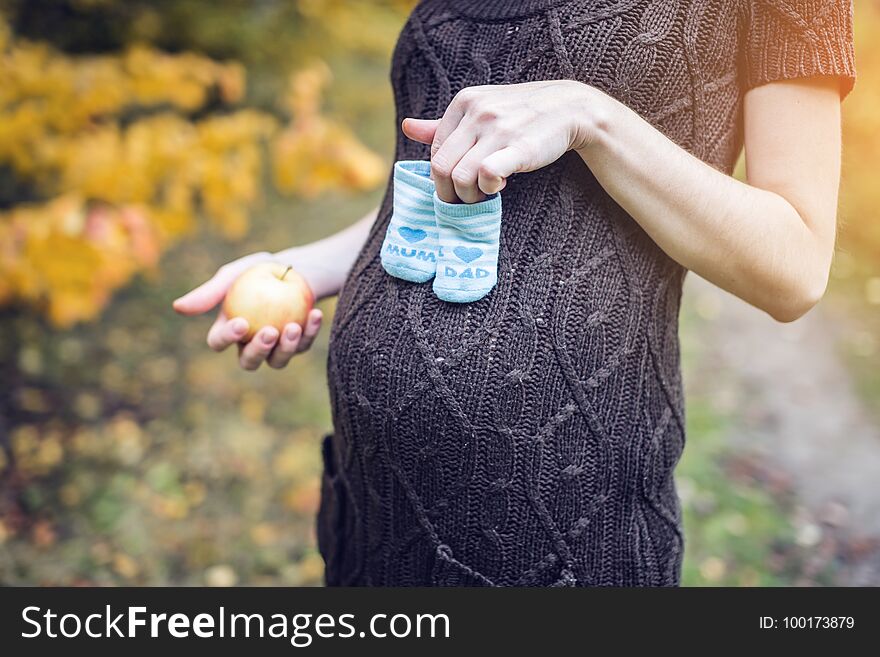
[743,0,856,99]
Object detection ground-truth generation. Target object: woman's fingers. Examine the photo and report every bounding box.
[431,124,477,203]
[451,140,501,203]
[266,309,323,369]
[266,323,303,370]
[425,90,477,202]
[478,169,507,195]
[172,251,272,316]
[478,145,531,193]
[207,313,249,352]
[238,327,280,371]
[296,309,323,353]
[173,269,237,316]
[430,93,468,157]
[209,309,322,370]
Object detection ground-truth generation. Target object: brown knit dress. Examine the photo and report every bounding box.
[318,0,856,586]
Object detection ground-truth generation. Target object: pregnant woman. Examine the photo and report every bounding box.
[174,0,855,586]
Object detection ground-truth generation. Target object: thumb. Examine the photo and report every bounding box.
[172,269,238,316]
[174,252,272,315]
[402,118,439,145]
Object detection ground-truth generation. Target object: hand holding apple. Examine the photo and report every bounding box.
[172,251,324,371]
[222,263,315,343]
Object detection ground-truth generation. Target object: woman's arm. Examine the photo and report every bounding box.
[274,207,377,299]
[173,207,376,369]
[575,78,841,322]
[403,78,843,322]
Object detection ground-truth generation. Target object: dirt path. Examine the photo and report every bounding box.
[682,275,880,585]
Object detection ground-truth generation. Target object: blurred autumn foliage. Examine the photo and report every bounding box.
[0,1,390,327]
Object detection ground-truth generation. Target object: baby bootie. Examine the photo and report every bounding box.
[381,160,439,283]
[432,192,502,303]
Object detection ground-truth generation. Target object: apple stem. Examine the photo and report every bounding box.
[281,265,292,281]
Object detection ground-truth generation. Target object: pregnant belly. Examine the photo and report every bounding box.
[323,157,687,584]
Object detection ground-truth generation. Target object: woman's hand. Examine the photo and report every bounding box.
[402,80,600,203]
[172,251,324,371]
[172,208,376,370]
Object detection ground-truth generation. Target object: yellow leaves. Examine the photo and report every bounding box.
[124,46,208,111]
[0,21,275,325]
[295,551,327,585]
[0,16,385,326]
[272,64,385,198]
[281,60,332,118]
[109,415,146,466]
[250,522,281,547]
[66,413,152,468]
[0,37,245,132]
[112,552,140,580]
[197,110,277,239]
[275,436,322,515]
[283,479,321,515]
[298,0,417,57]
[12,425,64,477]
[273,435,321,480]
[0,195,161,326]
[150,496,189,520]
[217,61,247,104]
[240,391,269,424]
[59,483,83,507]
[52,111,276,241]
[272,117,386,197]
[0,111,277,325]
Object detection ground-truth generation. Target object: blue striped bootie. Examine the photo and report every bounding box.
[432,191,502,303]
[381,160,439,283]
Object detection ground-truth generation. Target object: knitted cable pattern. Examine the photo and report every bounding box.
[318,0,855,586]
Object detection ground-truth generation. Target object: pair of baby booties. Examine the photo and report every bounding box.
[380,160,502,303]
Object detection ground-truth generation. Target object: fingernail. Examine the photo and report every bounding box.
[261,328,278,345]
[286,325,300,340]
[230,318,247,334]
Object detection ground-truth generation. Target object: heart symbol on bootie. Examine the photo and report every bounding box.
[454,246,483,263]
[398,227,427,243]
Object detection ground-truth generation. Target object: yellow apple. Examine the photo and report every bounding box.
[222,263,314,342]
